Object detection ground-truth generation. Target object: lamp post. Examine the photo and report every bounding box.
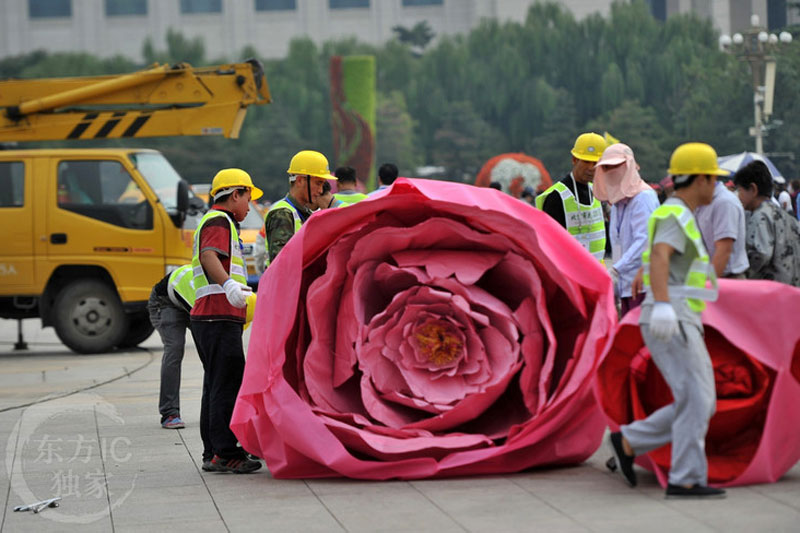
[719,15,792,154]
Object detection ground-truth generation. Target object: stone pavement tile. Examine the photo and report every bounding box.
[106,469,205,491]
[306,479,465,533]
[410,476,588,532]
[114,518,226,533]
[112,499,221,528]
[511,466,714,533]
[660,486,800,531]
[3,481,114,533]
[2,511,113,533]
[746,464,800,511]
[200,472,308,501]
[221,496,347,533]
[110,484,221,527]
[197,470,341,530]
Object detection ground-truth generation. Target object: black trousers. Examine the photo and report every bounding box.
[190,320,245,461]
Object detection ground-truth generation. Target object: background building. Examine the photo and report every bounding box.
[1,0,796,62]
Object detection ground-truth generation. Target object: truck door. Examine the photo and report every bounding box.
[46,157,164,303]
[0,159,35,289]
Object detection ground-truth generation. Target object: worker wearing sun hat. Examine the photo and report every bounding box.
[593,143,660,315]
[536,133,608,261]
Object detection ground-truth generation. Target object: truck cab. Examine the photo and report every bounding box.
[0,148,195,353]
[0,60,270,353]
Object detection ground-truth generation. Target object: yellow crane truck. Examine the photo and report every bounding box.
[0,60,270,353]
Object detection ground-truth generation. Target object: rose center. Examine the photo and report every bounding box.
[414,321,463,366]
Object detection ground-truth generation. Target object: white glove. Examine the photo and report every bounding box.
[223,278,250,309]
[649,301,678,341]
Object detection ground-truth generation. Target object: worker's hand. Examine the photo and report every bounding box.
[649,302,678,341]
[631,266,645,296]
[223,278,251,309]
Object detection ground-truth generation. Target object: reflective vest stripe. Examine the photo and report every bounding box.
[265,198,304,268]
[192,210,246,302]
[641,204,718,312]
[334,192,367,204]
[536,181,606,261]
[167,264,195,308]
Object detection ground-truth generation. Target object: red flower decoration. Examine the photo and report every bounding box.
[232,178,616,479]
[596,280,800,486]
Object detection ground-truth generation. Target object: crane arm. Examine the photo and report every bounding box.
[0,60,270,142]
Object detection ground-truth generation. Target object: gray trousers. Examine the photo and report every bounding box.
[147,289,191,422]
[621,322,716,487]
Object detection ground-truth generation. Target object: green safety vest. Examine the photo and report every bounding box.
[334,191,368,204]
[264,197,304,268]
[191,210,246,301]
[642,203,718,313]
[167,264,195,309]
[536,181,606,261]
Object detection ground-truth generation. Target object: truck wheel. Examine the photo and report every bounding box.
[117,311,155,348]
[53,280,128,354]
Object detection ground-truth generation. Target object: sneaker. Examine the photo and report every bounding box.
[203,455,262,474]
[161,416,185,429]
[608,432,637,487]
[665,484,726,499]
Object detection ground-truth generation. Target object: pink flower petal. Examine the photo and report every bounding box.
[392,249,504,285]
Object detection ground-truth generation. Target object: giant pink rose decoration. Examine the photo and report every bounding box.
[597,280,800,487]
[232,178,616,479]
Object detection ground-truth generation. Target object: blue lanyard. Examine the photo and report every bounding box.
[283,196,308,223]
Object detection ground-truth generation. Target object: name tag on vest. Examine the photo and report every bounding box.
[566,208,602,227]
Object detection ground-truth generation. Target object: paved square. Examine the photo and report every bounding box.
[1,320,798,532]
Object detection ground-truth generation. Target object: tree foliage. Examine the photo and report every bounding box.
[3,0,800,195]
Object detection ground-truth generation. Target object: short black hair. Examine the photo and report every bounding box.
[378,163,398,185]
[321,180,332,194]
[672,175,699,191]
[489,181,502,191]
[733,161,773,197]
[334,166,356,184]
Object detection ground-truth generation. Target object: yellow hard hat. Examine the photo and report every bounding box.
[287,150,337,180]
[668,143,730,177]
[571,133,607,162]
[210,168,263,201]
[244,292,257,331]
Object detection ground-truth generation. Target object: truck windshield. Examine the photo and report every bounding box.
[129,152,183,210]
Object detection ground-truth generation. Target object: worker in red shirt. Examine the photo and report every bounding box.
[190,168,262,474]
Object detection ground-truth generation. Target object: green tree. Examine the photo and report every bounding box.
[431,101,504,180]
[376,91,419,175]
[600,62,625,112]
[586,100,671,181]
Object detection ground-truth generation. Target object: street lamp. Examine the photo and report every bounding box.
[719,14,793,154]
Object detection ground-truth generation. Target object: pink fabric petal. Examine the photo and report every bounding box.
[392,249,504,285]
[232,178,616,480]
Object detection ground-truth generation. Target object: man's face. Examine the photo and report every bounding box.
[296,175,326,206]
[309,176,325,204]
[230,189,251,222]
[572,157,596,184]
